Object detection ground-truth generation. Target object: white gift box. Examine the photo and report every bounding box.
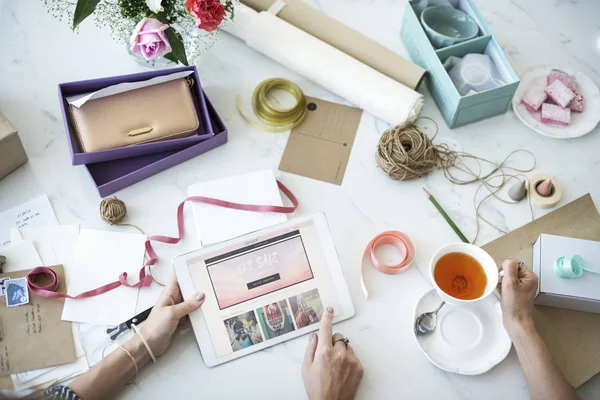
[533,234,600,314]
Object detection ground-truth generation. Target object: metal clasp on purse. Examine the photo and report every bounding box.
[127,127,153,137]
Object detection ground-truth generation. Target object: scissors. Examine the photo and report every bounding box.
[106,307,153,341]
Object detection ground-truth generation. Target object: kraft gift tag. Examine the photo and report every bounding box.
[279,97,362,185]
[482,194,600,388]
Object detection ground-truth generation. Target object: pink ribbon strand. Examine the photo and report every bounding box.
[28,181,299,299]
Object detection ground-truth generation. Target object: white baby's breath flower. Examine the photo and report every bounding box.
[145,0,164,13]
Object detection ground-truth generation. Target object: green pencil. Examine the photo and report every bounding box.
[423,188,470,244]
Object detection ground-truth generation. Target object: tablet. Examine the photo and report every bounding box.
[173,212,354,367]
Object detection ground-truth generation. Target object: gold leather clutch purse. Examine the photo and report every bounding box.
[69,78,199,152]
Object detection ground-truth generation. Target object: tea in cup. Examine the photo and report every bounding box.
[430,243,498,304]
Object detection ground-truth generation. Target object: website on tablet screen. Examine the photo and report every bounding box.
[187,220,340,357]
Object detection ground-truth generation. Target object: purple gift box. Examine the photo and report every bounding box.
[58,66,214,165]
[85,91,227,197]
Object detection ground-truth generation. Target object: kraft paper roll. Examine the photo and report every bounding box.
[529,174,563,209]
[241,0,426,90]
[224,5,423,126]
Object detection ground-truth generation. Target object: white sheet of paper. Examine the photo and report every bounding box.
[66,71,193,108]
[10,226,80,283]
[188,170,287,245]
[1,241,43,273]
[61,229,146,325]
[0,195,59,248]
[78,322,123,367]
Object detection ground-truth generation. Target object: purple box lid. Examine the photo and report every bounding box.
[86,90,227,197]
[58,66,214,165]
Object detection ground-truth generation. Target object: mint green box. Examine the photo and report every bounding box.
[401,0,519,128]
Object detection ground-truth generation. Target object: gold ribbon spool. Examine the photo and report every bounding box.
[237,78,308,133]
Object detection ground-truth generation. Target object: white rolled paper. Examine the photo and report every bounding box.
[224,5,423,125]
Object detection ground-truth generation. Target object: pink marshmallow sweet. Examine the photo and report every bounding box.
[547,70,577,92]
[569,92,584,112]
[545,79,576,108]
[541,103,571,126]
[521,85,548,112]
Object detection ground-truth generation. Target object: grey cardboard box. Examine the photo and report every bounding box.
[0,112,27,179]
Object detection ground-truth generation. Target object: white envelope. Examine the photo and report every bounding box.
[1,241,43,273]
[10,225,80,284]
[188,169,287,245]
[61,230,146,326]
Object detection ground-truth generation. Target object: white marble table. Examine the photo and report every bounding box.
[1,0,600,398]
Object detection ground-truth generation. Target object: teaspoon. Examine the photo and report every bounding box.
[414,301,446,336]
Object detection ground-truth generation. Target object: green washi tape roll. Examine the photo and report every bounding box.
[554,255,600,279]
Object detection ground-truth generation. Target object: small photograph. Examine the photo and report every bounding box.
[0,277,9,297]
[289,288,324,329]
[256,300,296,340]
[5,277,29,307]
[224,311,264,352]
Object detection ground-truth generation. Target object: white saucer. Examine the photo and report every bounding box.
[413,288,511,375]
[512,65,600,139]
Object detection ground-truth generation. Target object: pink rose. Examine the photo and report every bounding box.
[184,0,225,32]
[129,18,172,60]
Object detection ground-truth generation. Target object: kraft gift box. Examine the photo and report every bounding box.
[533,234,600,314]
[85,91,227,197]
[0,111,28,179]
[401,0,519,128]
[58,66,213,165]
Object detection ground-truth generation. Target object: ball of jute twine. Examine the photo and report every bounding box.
[100,197,128,225]
[375,117,537,244]
[99,197,164,286]
[376,118,450,181]
[0,255,6,273]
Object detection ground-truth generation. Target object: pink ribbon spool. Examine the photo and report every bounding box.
[361,231,416,298]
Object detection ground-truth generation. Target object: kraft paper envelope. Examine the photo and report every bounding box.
[482,194,600,388]
[279,97,362,185]
[0,265,76,377]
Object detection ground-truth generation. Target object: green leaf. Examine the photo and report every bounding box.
[155,12,168,24]
[164,27,188,66]
[163,52,178,64]
[72,0,101,31]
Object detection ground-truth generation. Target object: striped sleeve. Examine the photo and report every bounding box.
[43,385,81,400]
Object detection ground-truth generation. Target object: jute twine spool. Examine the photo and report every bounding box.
[376,118,536,244]
[100,197,128,225]
[376,118,445,181]
[99,197,164,286]
[0,255,6,273]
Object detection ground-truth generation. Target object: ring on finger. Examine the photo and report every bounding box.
[332,337,350,348]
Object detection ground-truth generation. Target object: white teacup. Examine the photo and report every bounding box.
[429,243,498,304]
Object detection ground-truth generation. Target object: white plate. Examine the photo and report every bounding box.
[413,288,511,375]
[512,65,600,139]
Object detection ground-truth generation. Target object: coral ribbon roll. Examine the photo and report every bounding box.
[361,231,416,298]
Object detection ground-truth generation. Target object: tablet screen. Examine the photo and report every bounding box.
[187,219,340,357]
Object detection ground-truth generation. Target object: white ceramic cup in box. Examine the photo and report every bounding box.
[429,243,498,304]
